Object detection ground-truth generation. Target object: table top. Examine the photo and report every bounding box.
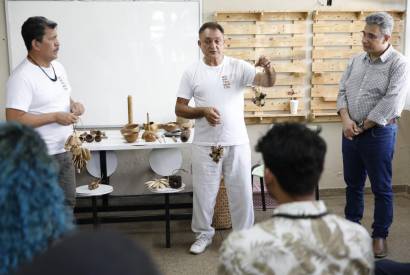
[82,129,193,151]
[76,184,114,197]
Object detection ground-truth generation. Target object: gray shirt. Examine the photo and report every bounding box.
[336,45,410,126]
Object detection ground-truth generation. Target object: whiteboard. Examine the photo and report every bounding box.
[6,0,200,127]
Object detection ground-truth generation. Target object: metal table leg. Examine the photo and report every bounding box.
[165,194,170,248]
[99,151,109,207]
[92,196,98,229]
[260,178,267,211]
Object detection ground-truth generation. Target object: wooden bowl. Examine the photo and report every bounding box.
[143,122,158,132]
[123,133,138,143]
[142,131,157,142]
[121,123,140,135]
[162,122,179,132]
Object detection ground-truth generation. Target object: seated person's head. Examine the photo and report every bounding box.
[256,123,326,203]
[0,122,73,275]
[15,230,162,275]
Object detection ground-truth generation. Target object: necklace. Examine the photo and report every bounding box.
[28,56,57,82]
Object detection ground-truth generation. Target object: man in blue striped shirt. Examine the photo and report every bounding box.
[337,12,410,258]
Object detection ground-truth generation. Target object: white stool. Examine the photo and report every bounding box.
[76,184,113,229]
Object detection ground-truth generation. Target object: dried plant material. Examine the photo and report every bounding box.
[252,86,267,107]
[180,127,191,142]
[145,178,170,190]
[209,145,224,163]
[88,178,101,190]
[65,131,91,173]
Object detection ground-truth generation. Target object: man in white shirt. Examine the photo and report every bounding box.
[175,22,275,254]
[219,123,374,275]
[6,16,85,208]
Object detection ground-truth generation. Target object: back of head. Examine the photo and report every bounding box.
[15,230,162,275]
[256,123,326,197]
[0,122,73,275]
[21,16,57,51]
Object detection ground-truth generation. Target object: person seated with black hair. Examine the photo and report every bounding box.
[15,230,161,275]
[218,123,374,275]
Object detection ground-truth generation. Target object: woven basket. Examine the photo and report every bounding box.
[212,178,232,229]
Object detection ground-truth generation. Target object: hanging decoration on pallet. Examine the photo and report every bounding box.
[251,86,267,107]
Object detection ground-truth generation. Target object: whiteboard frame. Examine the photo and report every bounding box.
[5,0,203,128]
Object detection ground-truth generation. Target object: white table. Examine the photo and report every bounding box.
[77,129,193,248]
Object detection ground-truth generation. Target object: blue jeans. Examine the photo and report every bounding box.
[342,124,397,238]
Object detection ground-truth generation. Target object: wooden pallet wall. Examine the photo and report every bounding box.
[215,11,308,124]
[215,10,405,124]
[311,11,404,120]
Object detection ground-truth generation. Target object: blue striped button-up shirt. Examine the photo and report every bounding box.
[337,45,410,126]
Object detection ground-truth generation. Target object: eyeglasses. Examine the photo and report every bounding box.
[361,31,384,41]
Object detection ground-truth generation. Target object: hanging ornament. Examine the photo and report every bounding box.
[209,145,224,163]
[65,129,91,173]
[252,86,267,107]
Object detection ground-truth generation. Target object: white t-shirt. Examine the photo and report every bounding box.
[177,56,255,146]
[6,58,72,155]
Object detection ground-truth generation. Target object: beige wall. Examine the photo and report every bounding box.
[0,0,409,192]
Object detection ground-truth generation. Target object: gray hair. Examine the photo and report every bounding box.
[365,12,394,36]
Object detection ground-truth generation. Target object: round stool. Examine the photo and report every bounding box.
[76,184,113,229]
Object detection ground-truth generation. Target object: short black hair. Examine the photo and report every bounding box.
[21,16,57,51]
[198,22,224,35]
[256,123,326,196]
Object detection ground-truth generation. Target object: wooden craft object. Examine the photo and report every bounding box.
[127,95,133,124]
[142,112,157,142]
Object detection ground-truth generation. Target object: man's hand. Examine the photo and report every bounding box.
[342,118,360,140]
[255,56,271,71]
[55,112,79,126]
[203,107,221,127]
[253,56,275,87]
[70,101,85,116]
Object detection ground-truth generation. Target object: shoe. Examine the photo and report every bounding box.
[190,237,212,255]
[373,238,387,258]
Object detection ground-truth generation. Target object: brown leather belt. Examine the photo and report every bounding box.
[386,117,397,125]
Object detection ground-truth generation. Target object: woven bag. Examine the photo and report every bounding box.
[212,178,232,229]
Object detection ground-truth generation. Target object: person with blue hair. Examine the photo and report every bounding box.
[0,122,74,275]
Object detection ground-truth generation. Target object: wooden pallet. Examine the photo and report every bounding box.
[311,10,404,120]
[215,10,405,124]
[216,11,308,122]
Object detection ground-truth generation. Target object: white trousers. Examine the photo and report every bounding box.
[191,143,254,240]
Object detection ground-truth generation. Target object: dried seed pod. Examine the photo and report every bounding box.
[88,178,100,190]
[180,127,191,142]
[85,134,94,143]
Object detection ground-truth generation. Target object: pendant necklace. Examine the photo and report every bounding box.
[209,122,224,163]
[28,55,57,82]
